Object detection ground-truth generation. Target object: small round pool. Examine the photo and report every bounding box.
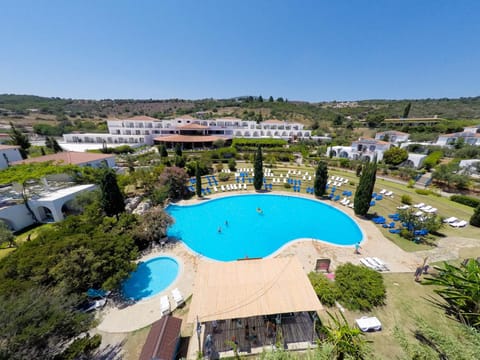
[167,194,363,261]
[122,256,179,300]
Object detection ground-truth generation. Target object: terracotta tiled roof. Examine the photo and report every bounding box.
[154,134,223,143]
[13,151,114,166]
[177,123,208,130]
[139,316,182,360]
[0,144,20,150]
[125,115,159,121]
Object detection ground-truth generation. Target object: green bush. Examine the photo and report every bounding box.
[470,206,480,227]
[423,150,443,170]
[450,194,480,208]
[407,179,415,188]
[218,173,230,182]
[334,263,386,311]
[308,272,338,307]
[401,194,412,205]
[228,158,236,171]
[415,189,440,197]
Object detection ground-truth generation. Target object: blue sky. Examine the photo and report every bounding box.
[1,0,479,101]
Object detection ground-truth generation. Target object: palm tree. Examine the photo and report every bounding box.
[320,311,369,360]
[424,259,480,329]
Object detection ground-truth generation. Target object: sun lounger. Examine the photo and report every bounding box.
[414,211,423,216]
[450,220,468,228]
[355,316,382,332]
[172,288,184,306]
[160,295,170,315]
[413,203,425,208]
[360,258,382,271]
[315,258,331,273]
[425,207,437,213]
[420,205,432,211]
[243,183,247,190]
[397,205,410,210]
[343,200,350,206]
[443,216,458,223]
[370,257,389,271]
[385,191,393,197]
[379,189,386,194]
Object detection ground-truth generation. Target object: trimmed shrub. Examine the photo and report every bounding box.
[401,194,412,205]
[423,150,443,170]
[415,189,441,197]
[334,263,386,311]
[451,194,480,208]
[218,173,230,182]
[308,272,338,307]
[470,206,480,227]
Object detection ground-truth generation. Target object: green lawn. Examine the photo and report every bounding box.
[338,272,470,359]
[232,162,480,252]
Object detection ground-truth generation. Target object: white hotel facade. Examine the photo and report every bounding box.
[63,115,328,147]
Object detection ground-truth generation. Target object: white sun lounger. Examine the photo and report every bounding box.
[385,191,393,196]
[160,295,170,315]
[243,183,247,190]
[356,316,382,332]
[425,207,437,213]
[213,186,218,192]
[413,203,425,208]
[420,205,432,211]
[360,258,382,271]
[397,205,410,210]
[450,220,468,228]
[172,288,184,306]
[443,217,458,223]
[379,189,386,194]
[370,257,389,271]
[414,211,424,217]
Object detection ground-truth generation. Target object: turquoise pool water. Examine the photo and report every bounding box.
[122,257,179,300]
[167,194,363,261]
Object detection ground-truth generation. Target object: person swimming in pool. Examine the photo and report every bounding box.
[218,226,222,233]
[256,207,263,214]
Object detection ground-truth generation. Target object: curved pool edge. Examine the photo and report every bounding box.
[123,255,183,303]
[166,192,366,262]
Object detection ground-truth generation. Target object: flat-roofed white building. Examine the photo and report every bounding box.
[375,130,410,144]
[63,115,326,147]
[436,132,480,146]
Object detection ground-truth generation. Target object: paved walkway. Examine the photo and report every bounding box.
[97,191,426,333]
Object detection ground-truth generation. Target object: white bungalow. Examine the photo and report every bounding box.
[375,130,410,144]
[435,132,480,146]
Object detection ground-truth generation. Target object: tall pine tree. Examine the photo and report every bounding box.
[100,169,125,219]
[314,161,328,197]
[470,205,480,227]
[253,145,264,191]
[353,157,377,216]
[195,162,202,197]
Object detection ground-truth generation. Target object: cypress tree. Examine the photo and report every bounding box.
[174,143,182,157]
[354,157,377,216]
[253,145,264,191]
[9,122,30,159]
[100,169,125,219]
[470,205,480,227]
[195,162,202,197]
[314,161,328,197]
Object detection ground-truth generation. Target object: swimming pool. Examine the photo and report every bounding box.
[122,256,179,300]
[167,194,363,261]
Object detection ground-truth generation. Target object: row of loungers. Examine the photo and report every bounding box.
[360,257,389,272]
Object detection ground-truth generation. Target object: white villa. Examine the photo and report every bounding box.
[435,124,480,146]
[375,130,410,144]
[0,145,23,170]
[330,138,392,162]
[1,152,115,231]
[63,115,328,148]
[329,137,426,168]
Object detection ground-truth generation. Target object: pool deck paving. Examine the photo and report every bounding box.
[97,191,425,334]
[95,190,478,359]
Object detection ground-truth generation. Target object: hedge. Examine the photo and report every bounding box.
[450,194,480,208]
[232,138,287,148]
